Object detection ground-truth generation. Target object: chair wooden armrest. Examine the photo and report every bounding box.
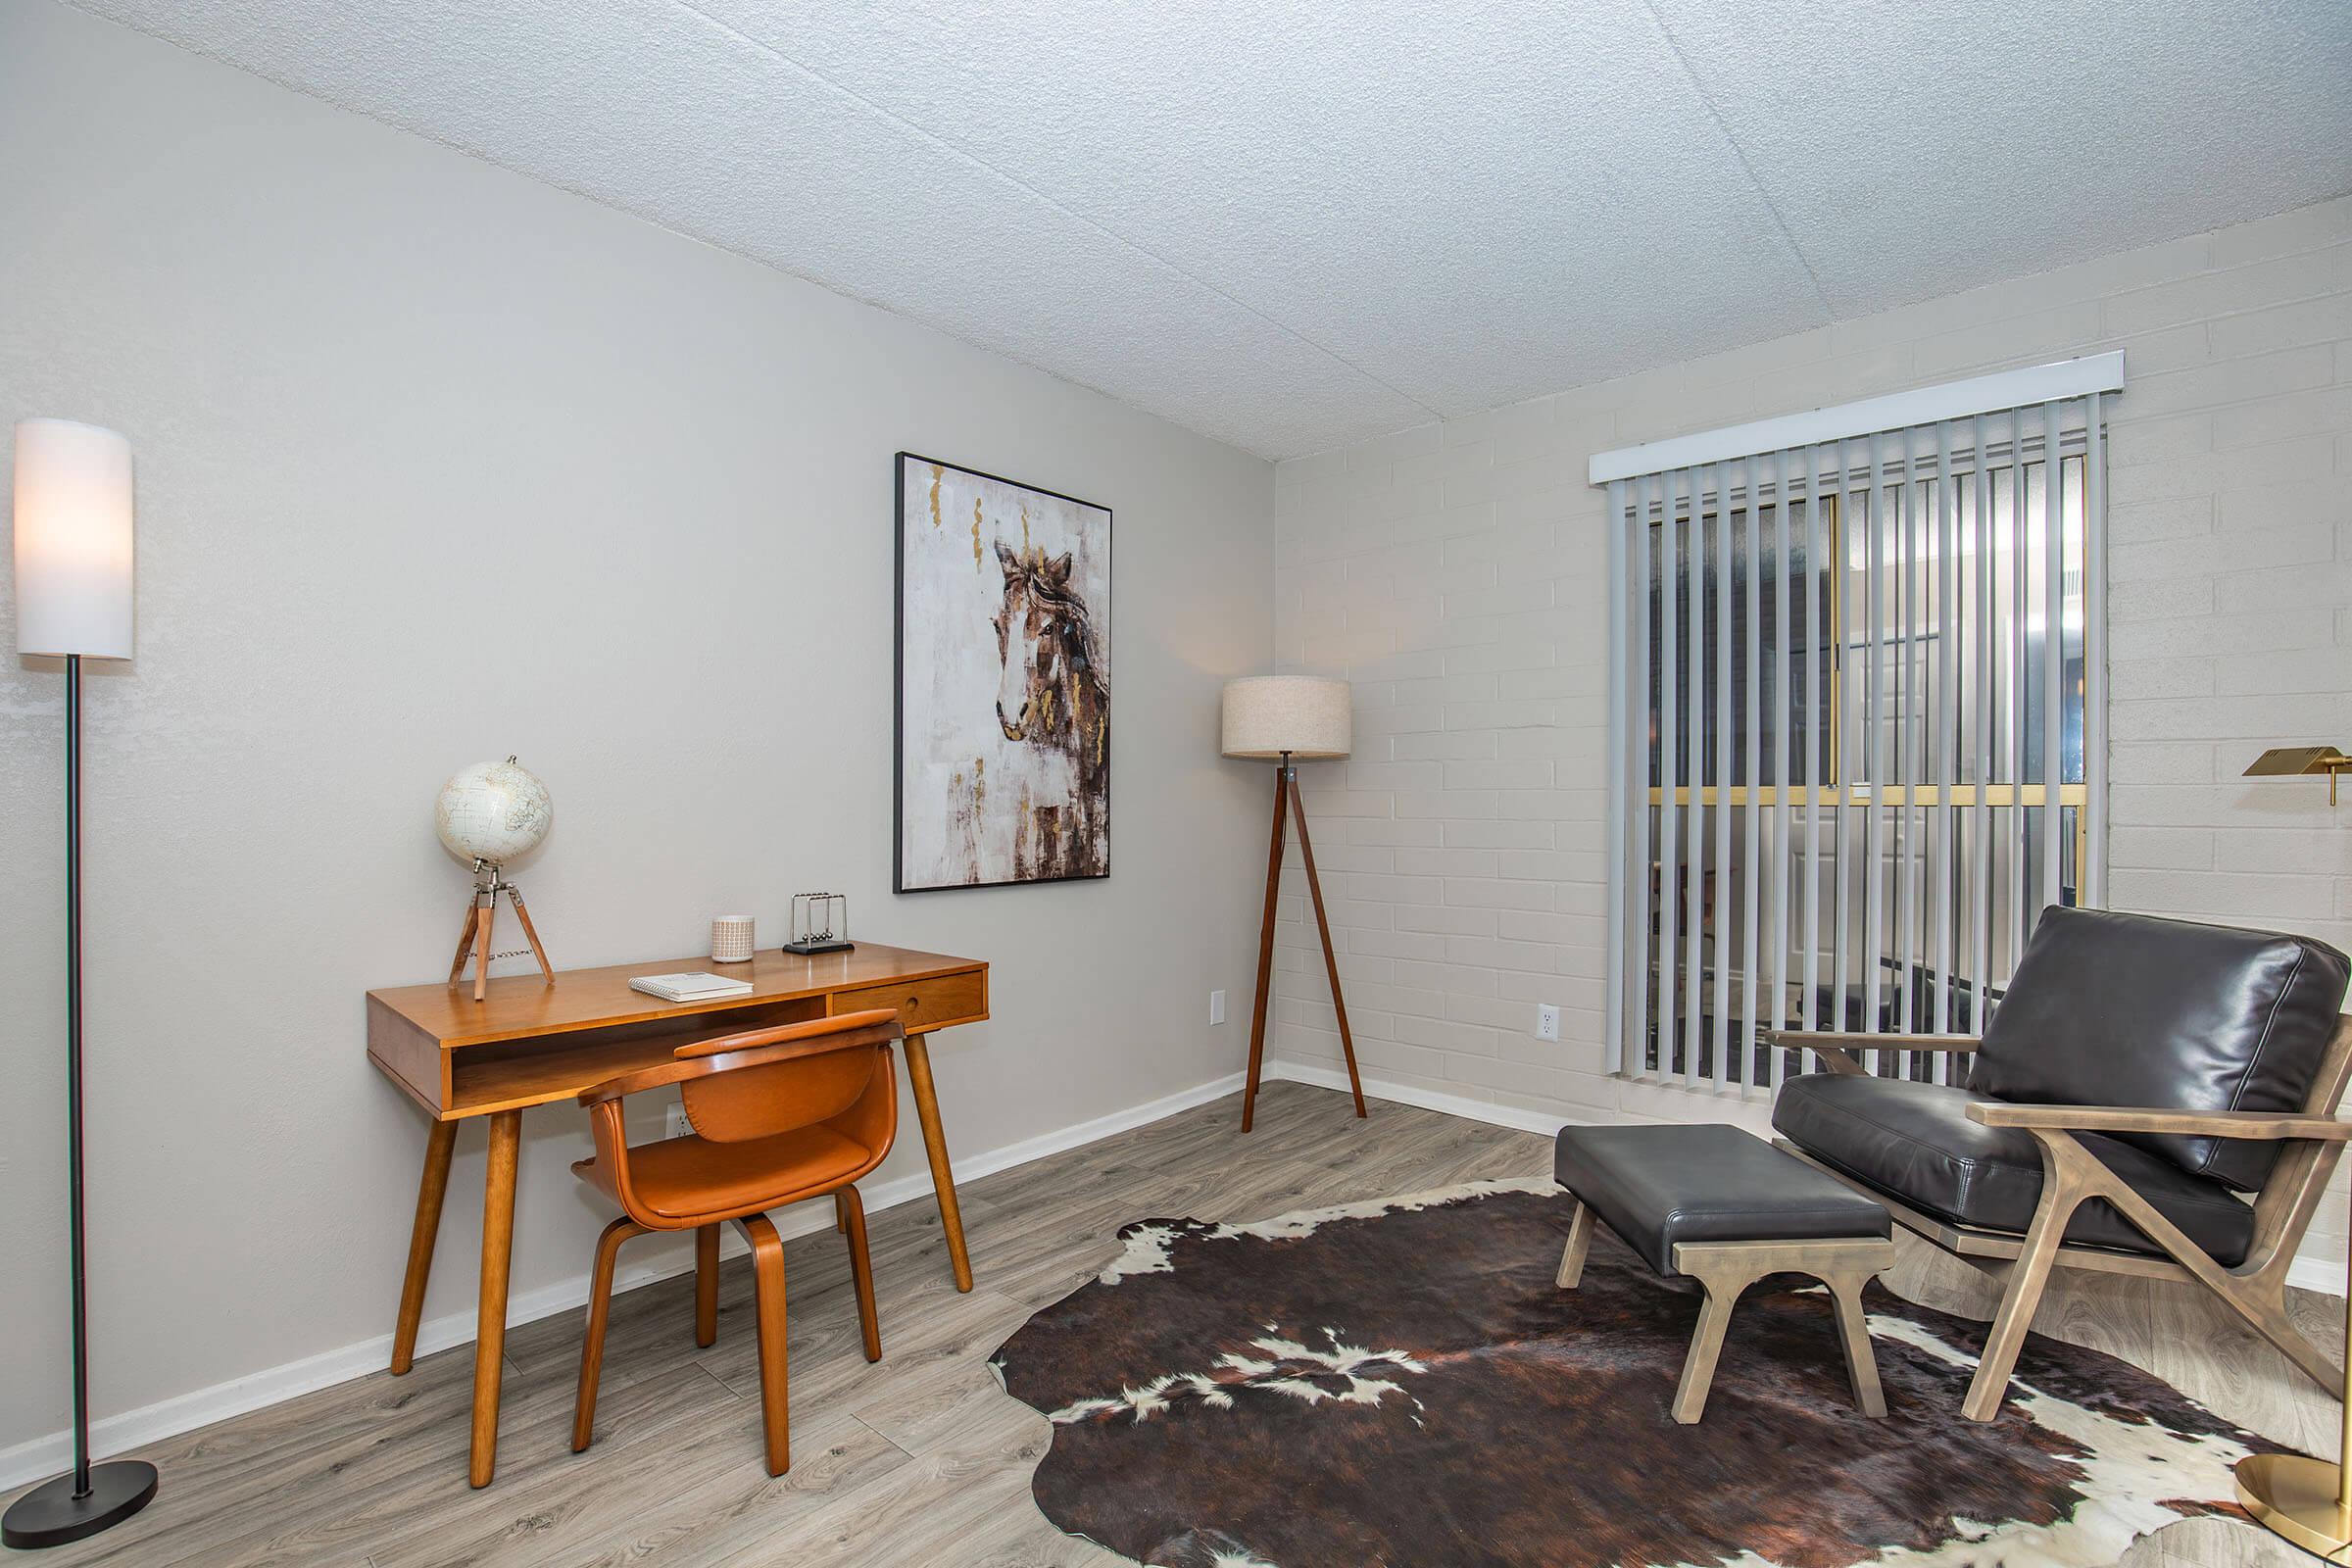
[1965,1102,2352,1141]
[673,1009,900,1060]
[1765,1030,1982,1051]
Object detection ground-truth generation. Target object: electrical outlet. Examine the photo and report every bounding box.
[1209,989,1227,1026]
[1535,1004,1561,1043]
[665,1102,691,1140]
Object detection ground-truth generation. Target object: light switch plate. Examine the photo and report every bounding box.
[1536,1004,1561,1042]
[1209,989,1227,1026]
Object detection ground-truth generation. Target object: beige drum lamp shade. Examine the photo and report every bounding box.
[1224,672,1368,1131]
[1222,675,1351,760]
[14,418,135,660]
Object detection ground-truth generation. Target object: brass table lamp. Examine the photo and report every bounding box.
[1222,675,1366,1133]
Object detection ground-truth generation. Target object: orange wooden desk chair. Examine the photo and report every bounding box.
[570,1008,903,1474]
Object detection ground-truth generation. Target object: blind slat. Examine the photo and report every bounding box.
[1711,462,1734,1090]
[1933,420,1958,1052]
[1768,447,1794,1089]
[1604,477,1629,1075]
[1970,413,1994,1029]
[1741,453,1764,1091]
[2007,413,2030,970]
[1862,431,1888,1067]
[2040,403,2067,923]
[1654,468,1680,1082]
[1832,437,1857,1056]
[1682,465,1706,1088]
[2083,391,2108,910]
[1627,478,1651,1076]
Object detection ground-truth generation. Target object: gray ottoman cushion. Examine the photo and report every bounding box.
[1553,1122,1891,1275]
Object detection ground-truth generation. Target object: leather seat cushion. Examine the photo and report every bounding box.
[1772,1074,2256,1266]
[1553,1122,1890,1276]
[1971,907,2350,1191]
[574,1123,872,1223]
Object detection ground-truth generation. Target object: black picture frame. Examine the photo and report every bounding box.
[894,452,1112,894]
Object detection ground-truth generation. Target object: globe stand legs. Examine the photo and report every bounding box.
[448,861,554,1003]
[5,656,159,1551]
[2234,1244,2352,1561]
[3,1461,159,1550]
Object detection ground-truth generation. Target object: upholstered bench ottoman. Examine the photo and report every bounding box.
[1552,1123,1897,1423]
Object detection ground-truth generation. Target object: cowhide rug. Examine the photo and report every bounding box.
[990,1179,2285,1568]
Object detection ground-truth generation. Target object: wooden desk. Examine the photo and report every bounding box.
[367,943,988,1487]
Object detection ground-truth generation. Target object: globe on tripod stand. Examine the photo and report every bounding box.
[434,756,556,1000]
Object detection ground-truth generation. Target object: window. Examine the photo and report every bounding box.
[1596,360,2115,1092]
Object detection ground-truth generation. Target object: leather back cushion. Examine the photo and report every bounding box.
[1970,907,2351,1190]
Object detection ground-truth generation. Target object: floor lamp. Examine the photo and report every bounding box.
[3,418,158,1550]
[2233,758,2352,1558]
[2234,1251,2352,1562]
[1222,675,1366,1133]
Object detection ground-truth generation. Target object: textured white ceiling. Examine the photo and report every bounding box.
[70,0,2352,460]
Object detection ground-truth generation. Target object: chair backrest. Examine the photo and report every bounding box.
[579,1008,903,1146]
[1970,907,2351,1190]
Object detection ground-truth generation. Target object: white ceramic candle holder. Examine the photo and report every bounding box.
[710,913,755,963]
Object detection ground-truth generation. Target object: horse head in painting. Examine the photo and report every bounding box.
[991,540,1108,875]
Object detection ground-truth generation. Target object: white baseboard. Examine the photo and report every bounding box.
[1268,1057,2351,1300]
[1264,1057,1588,1139]
[0,1069,1247,1493]
[2288,1255,2343,1296]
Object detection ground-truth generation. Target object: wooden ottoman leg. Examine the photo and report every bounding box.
[1820,1240,1896,1418]
[1672,1269,1747,1424]
[1556,1200,1594,1290]
[1670,1239,1894,1424]
[1826,1268,1887,1418]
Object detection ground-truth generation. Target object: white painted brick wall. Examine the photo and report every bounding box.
[1271,195,2352,1270]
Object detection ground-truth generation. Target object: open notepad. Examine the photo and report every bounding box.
[628,971,756,1004]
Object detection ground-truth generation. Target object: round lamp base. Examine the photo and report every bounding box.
[2236,1452,2352,1563]
[1,1460,158,1550]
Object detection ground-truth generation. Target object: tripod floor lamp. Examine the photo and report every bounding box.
[4,418,158,1550]
[1222,675,1366,1133]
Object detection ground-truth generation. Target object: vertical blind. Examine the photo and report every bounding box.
[1597,368,2114,1094]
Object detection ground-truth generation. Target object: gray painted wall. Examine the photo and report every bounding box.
[0,0,1274,1459]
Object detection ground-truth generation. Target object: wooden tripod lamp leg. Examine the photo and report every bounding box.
[1241,760,1290,1133]
[1289,779,1365,1118]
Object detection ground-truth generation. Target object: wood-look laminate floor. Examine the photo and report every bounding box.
[8,1081,2338,1566]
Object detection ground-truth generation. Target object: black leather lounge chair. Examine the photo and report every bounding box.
[1768,906,2352,1421]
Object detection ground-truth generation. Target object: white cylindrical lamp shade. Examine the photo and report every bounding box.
[1221,675,1351,760]
[14,418,135,660]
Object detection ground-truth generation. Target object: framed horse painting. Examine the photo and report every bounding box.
[895,453,1111,892]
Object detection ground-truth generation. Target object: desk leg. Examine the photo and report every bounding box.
[390,1118,459,1375]
[468,1109,521,1488]
[901,1034,972,1293]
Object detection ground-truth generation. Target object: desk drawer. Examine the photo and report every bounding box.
[834,969,986,1033]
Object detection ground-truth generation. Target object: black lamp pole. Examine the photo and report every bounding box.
[3,656,160,1550]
